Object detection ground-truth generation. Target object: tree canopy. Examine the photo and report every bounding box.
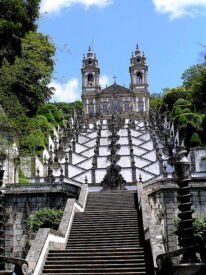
[0,0,40,65]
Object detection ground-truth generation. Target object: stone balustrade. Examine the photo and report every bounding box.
[136,181,165,271]
[25,184,88,275]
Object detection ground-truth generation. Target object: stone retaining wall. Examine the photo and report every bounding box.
[144,178,206,253]
[4,190,69,269]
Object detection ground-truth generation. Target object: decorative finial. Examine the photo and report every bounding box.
[136,43,139,49]
[88,45,91,52]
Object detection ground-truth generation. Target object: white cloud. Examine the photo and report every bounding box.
[40,0,112,14]
[99,75,111,88]
[50,78,81,102]
[153,0,206,19]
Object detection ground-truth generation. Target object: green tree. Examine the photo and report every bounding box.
[0,0,40,65]
[0,31,55,116]
[201,115,206,144]
[190,133,201,147]
[162,87,190,112]
[190,67,206,113]
[149,93,162,110]
[182,64,205,89]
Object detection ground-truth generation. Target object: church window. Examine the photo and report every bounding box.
[138,102,144,112]
[136,72,143,84]
[88,60,92,64]
[88,105,94,114]
[124,103,129,112]
[112,100,120,112]
[137,58,141,63]
[102,104,108,113]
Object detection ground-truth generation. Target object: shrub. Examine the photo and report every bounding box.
[25,208,64,233]
[174,98,191,107]
[19,178,30,184]
[174,214,206,244]
[174,106,182,116]
[18,169,29,184]
[182,108,192,113]
[190,133,201,147]
[178,114,188,126]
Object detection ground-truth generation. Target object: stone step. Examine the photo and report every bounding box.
[69,232,140,238]
[44,262,146,267]
[67,238,140,245]
[73,214,138,219]
[69,227,139,234]
[72,221,139,226]
[66,244,141,249]
[71,224,139,230]
[46,254,145,260]
[42,191,149,274]
[49,247,145,254]
[43,267,146,274]
[75,211,138,217]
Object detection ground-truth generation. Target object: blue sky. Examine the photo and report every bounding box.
[38,0,206,102]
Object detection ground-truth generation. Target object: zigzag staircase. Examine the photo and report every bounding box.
[42,191,152,275]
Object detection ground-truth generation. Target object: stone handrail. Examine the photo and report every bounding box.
[136,182,165,269]
[25,184,88,275]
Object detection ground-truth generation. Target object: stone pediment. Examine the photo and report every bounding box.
[100,83,131,95]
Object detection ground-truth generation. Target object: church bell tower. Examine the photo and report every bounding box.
[81,46,101,116]
[129,45,150,114]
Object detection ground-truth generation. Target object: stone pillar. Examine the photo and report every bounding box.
[72,138,76,153]
[91,167,96,184]
[65,155,69,178]
[131,160,136,183]
[69,146,73,164]
[174,148,197,263]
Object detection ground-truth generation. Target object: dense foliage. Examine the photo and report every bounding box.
[26,208,64,233]
[0,0,40,65]
[150,60,206,148]
[0,0,59,157]
[53,101,83,118]
[175,214,206,245]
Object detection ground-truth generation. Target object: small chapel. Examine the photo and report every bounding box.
[81,45,150,119]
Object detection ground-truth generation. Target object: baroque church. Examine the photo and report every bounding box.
[1,46,206,275]
[82,45,150,118]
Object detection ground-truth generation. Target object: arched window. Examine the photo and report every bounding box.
[137,58,141,63]
[136,72,143,84]
[88,74,94,87]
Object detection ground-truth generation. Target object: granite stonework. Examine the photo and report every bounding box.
[143,177,206,253]
[25,184,88,275]
[3,182,80,270]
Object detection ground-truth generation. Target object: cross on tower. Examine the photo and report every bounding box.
[113,75,117,83]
